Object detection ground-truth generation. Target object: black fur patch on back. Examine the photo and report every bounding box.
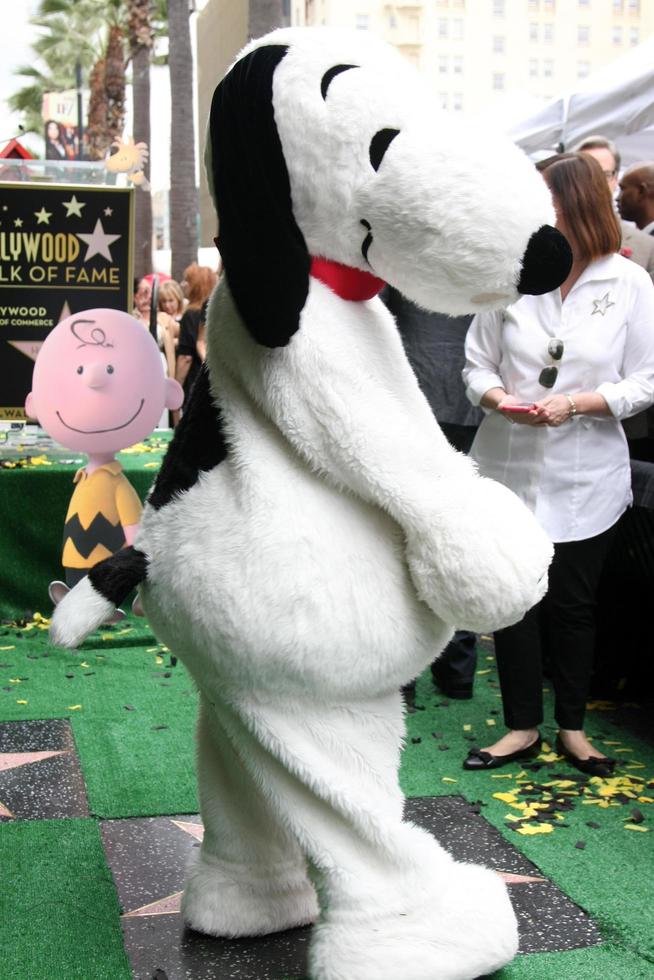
[88,546,149,607]
[209,44,310,348]
[148,364,227,511]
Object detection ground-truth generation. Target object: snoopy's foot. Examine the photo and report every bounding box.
[309,862,518,980]
[48,581,69,606]
[182,851,319,938]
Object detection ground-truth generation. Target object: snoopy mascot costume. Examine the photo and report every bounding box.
[52,27,572,980]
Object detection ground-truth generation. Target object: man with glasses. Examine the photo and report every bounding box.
[573,135,654,283]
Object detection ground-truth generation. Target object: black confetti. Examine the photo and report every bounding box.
[630,809,645,825]
[123,705,136,711]
[586,821,601,829]
[575,841,586,850]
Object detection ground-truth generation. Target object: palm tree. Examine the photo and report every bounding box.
[167,0,198,282]
[248,0,285,39]
[127,0,154,278]
[8,0,126,158]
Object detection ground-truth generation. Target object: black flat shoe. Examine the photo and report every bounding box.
[555,735,616,777]
[431,664,473,700]
[463,733,542,771]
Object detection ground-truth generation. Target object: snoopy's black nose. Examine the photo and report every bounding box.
[517,225,573,296]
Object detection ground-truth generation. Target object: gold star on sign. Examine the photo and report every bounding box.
[34,207,52,225]
[13,218,22,228]
[104,207,113,217]
[62,194,85,218]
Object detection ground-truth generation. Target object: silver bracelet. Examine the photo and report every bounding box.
[564,394,577,418]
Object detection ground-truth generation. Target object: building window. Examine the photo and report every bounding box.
[543,58,554,77]
[528,0,538,9]
[438,92,449,110]
[612,0,623,12]
[492,72,505,90]
[578,0,589,6]
[453,92,464,111]
[437,17,449,37]
[493,0,505,16]
[528,58,539,77]
[529,22,539,42]
[543,22,554,42]
[355,13,369,29]
[453,55,463,73]
[628,0,640,11]
[543,0,555,10]
[452,18,464,39]
[438,55,449,73]
[630,26,639,44]
[577,60,590,77]
[612,25,623,43]
[388,13,397,28]
[492,35,505,53]
[578,24,590,44]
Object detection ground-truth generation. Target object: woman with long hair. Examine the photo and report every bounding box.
[462,152,654,775]
[175,264,218,415]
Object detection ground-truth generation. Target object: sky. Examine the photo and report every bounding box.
[0,0,39,149]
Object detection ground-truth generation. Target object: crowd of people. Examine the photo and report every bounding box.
[388,136,654,776]
[132,262,219,427]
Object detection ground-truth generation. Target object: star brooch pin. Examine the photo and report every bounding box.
[591,291,615,316]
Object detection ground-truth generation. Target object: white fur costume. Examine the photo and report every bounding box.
[51,27,573,980]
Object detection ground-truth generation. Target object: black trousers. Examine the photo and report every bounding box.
[493,522,617,731]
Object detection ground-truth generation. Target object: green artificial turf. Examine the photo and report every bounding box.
[401,642,654,976]
[0,613,198,818]
[0,818,131,980]
[2,621,654,978]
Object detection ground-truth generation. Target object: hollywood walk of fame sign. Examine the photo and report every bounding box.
[0,182,134,420]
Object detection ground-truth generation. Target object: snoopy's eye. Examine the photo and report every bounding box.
[369,129,400,172]
[320,64,358,100]
[76,366,83,375]
[106,365,114,374]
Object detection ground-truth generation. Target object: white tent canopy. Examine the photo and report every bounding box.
[506,36,654,168]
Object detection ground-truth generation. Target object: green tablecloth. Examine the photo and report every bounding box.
[0,433,170,620]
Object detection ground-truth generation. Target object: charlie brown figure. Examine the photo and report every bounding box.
[25,309,183,612]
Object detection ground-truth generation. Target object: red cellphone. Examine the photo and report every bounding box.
[498,403,537,413]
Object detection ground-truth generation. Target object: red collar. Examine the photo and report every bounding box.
[310,256,386,301]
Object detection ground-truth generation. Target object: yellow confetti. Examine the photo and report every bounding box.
[144,461,159,468]
[79,662,89,669]
[16,699,28,705]
[624,824,649,833]
[476,669,492,675]
[0,645,15,651]
[67,704,82,711]
[541,741,552,753]
[442,777,457,783]
[486,718,496,726]
[155,656,164,665]
[516,823,554,835]
[146,647,159,653]
[505,814,523,822]
[490,773,514,779]
[485,655,494,661]
[627,764,646,770]
[614,748,632,753]
[538,752,560,762]
[638,797,654,804]
[8,679,21,684]
[463,724,472,732]
[603,740,622,746]
[493,792,518,804]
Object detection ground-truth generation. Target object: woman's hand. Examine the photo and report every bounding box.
[533,394,574,426]
[496,395,540,425]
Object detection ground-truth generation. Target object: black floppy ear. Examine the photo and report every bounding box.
[209,44,310,348]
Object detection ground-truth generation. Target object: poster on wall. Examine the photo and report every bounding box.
[0,182,134,420]
[42,89,87,161]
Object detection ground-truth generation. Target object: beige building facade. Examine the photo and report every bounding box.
[196,0,654,243]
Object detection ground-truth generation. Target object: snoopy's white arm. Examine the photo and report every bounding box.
[219,285,552,632]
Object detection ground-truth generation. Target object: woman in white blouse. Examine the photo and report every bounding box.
[462,151,654,775]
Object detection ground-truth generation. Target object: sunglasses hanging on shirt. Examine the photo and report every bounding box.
[539,338,564,388]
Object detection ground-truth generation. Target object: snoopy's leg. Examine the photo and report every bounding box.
[181,695,319,937]
[211,691,518,980]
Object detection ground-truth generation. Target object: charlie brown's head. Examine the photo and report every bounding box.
[26,308,183,454]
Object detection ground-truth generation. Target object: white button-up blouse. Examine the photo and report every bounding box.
[463,253,654,542]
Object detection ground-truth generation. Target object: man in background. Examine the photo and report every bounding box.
[573,135,654,282]
[618,162,654,236]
